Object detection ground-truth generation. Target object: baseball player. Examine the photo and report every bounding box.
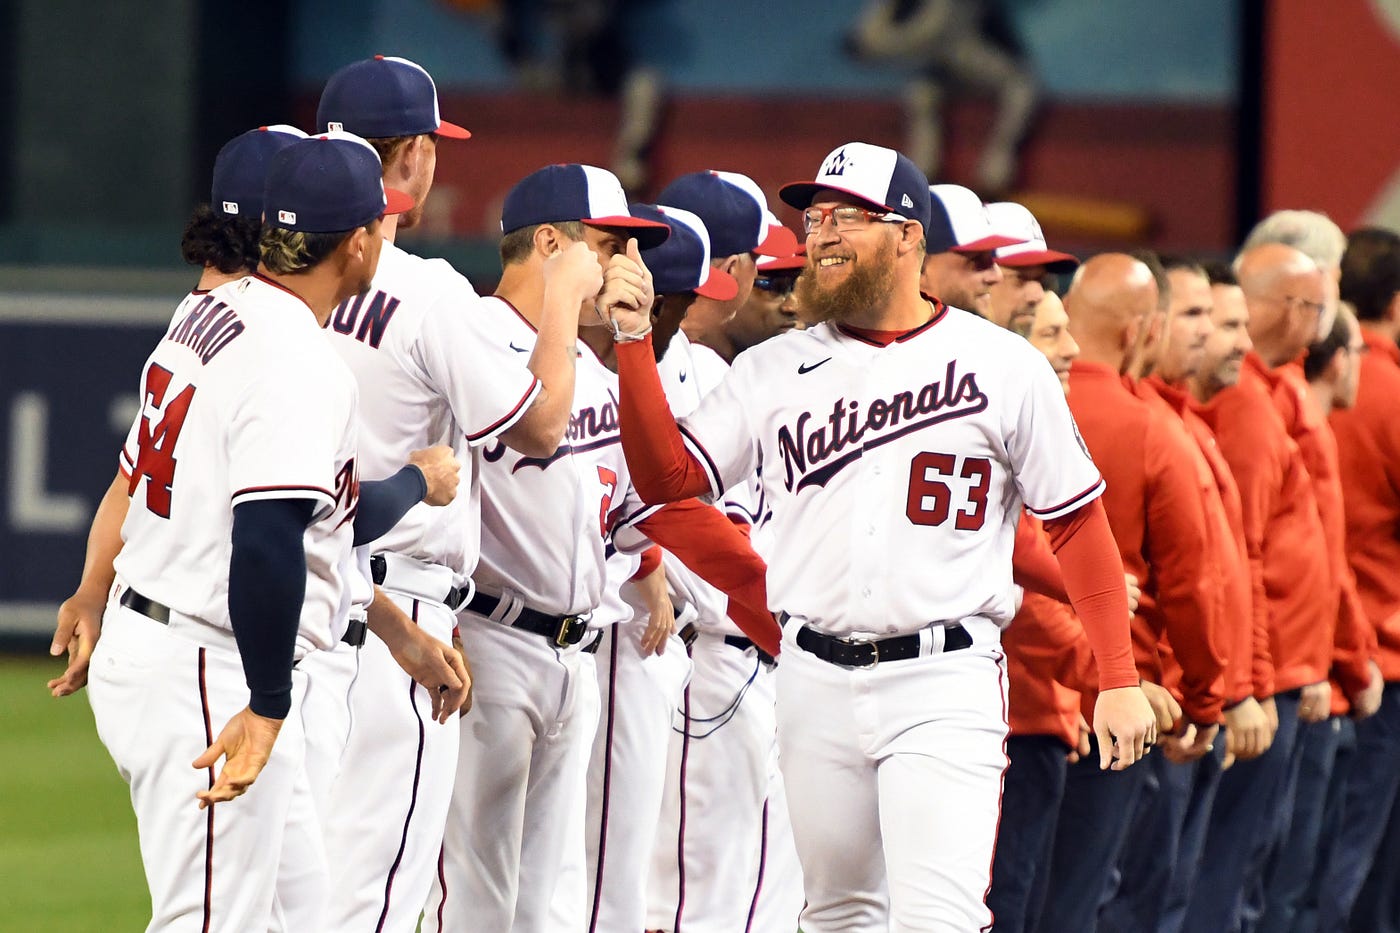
[50,124,307,698]
[604,140,1154,931]
[917,182,1022,318]
[986,200,1078,336]
[85,132,408,931]
[571,204,737,932]
[307,55,612,933]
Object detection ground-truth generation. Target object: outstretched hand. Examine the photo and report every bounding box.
[193,707,284,809]
[48,591,104,697]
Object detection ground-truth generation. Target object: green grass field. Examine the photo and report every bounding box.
[0,654,149,930]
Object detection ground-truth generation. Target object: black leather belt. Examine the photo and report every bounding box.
[120,587,170,625]
[122,586,364,647]
[679,623,776,667]
[794,621,972,668]
[370,554,469,610]
[465,591,592,648]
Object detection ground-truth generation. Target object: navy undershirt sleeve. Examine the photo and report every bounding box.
[229,497,315,719]
[353,464,427,545]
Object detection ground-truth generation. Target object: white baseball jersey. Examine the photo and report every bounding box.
[473,298,647,618]
[114,276,361,652]
[676,305,1103,636]
[327,241,541,579]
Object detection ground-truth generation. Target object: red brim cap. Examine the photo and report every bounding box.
[436,119,472,139]
[758,253,808,273]
[384,187,416,216]
[951,234,1025,254]
[997,249,1080,273]
[779,180,893,217]
[583,215,671,250]
[757,222,800,258]
[695,267,739,301]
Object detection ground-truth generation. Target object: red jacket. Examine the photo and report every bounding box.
[1329,330,1400,683]
[1274,364,1375,713]
[1067,362,1224,723]
[1143,376,1256,707]
[1194,354,1332,694]
[1004,515,1095,746]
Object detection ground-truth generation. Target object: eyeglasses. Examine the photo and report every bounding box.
[802,205,906,235]
[754,275,797,296]
[1280,294,1327,317]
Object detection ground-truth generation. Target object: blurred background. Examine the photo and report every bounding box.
[0,0,1396,639]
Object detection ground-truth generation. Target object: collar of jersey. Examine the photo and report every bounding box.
[836,299,947,347]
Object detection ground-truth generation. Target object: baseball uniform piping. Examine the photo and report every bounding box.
[980,651,1011,933]
[465,377,541,443]
[743,797,770,931]
[587,631,622,932]
[434,845,448,930]
[376,600,427,931]
[197,648,214,933]
[1025,478,1106,520]
[678,424,723,501]
[674,681,694,932]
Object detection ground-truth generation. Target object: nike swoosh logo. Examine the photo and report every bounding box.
[798,357,832,374]
[509,342,528,353]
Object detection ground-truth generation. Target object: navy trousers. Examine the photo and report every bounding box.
[1037,734,1149,933]
[988,734,1071,933]
[1155,738,1227,933]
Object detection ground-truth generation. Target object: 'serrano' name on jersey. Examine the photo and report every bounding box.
[166,295,246,364]
[776,361,987,492]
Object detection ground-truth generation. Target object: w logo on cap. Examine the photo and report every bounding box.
[822,148,852,177]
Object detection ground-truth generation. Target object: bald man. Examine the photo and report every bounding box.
[1182,244,1335,933]
[1039,254,1222,933]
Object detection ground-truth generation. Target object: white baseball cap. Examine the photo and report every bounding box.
[987,201,1079,273]
[926,184,1025,255]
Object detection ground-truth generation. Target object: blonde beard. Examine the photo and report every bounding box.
[796,236,897,325]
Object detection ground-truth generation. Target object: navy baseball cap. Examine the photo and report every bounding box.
[632,203,738,301]
[211,125,308,218]
[317,55,471,140]
[264,132,415,233]
[987,201,1079,273]
[780,142,932,233]
[927,185,1024,255]
[658,171,789,258]
[501,164,670,249]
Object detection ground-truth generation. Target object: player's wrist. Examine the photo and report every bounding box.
[248,687,292,721]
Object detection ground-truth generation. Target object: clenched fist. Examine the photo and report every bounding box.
[543,239,605,309]
[408,445,460,506]
[599,239,656,336]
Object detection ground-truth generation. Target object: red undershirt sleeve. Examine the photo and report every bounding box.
[630,545,662,582]
[1013,513,1071,603]
[1043,498,1139,691]
[616,336,713,502]
[635,499,781,657]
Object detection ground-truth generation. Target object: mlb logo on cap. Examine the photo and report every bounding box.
[211,124,308,219]
[658,171,790,258]
[631,203,738,300]
[317,55,471,140]
[986,201,1079,272]
[501,164,670,248]
[264,131,414,233]
[926,184,1025,255]
[780,142,932,233]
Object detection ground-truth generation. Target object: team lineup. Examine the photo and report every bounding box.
[42,53,1400,933]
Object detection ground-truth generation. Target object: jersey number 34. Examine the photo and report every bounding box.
[129,363,196,519]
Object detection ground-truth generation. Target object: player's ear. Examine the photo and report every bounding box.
[895,220,922,256]
[534,224,564,259]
